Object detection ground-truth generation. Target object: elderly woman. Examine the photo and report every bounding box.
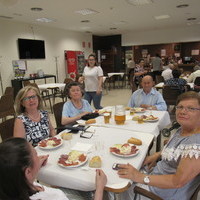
[62,82,93,125]
[81,54,103,109]
[0,138,107,200]
[118,91,200,200]
[14,85,56,146]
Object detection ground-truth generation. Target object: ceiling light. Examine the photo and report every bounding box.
[81,20,90,23]
[75,8,99,15]
[176,4,189,8]
[36,18,54,23]
[110,27,117,30]
[85,31,92,33]
[31,7,43,11]
[126,0,153,6]
[13,13,22,16]
[154,15,170,20]
[187,17,196,21]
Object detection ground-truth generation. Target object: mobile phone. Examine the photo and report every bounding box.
[69,129,79,134]
[112,163,123,170]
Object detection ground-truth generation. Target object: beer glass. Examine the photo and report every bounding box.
[114,105,126,125]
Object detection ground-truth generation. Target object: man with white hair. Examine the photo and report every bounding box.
[161,63,174,81]
[128,75,167,111]
[187,65,200,83]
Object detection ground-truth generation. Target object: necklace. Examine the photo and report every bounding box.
[27,111,40,121]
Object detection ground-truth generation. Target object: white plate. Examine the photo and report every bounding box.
[143,118,159,122]
[111,150,139,158]
[38,138,63,150]
[58,154,88,168]
[133,108,146,113]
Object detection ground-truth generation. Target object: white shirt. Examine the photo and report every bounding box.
[83,66,103,92]
[30,182,68,200]
[161,68,173,81]
[187,70,200,83]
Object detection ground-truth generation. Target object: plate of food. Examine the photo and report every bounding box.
[110,143,139,157]
[133,107,146,113]
[142,115,159,122]
[38,137,63,149]
[58,150,88,168]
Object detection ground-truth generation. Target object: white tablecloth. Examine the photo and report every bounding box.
[36,127,154,191]
[107,73,124,78]
[81,109,171,138]
[38,83,66,91]
[155,82,194,89]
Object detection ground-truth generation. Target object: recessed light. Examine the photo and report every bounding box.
[154,15,170,20]
[176,4,189,8]
[31,7,43,11]
[126,0,153,6]
[110,27,117,30]
[187,17,196,21]
[36,18,54,23]
[75,8,99,15]
[81,20,90,23]
[85,31,92,33]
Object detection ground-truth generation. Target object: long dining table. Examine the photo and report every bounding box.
[36,108,170,194]
[36,127,154,193]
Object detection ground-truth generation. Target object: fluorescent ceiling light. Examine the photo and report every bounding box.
[154,15,170,20]
[36,18,54,23]
[126,0,153,6]
[75,8,99,15]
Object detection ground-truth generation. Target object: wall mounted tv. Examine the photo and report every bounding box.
[18,38,46,59]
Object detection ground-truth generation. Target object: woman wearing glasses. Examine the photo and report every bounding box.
[14,85,56,146]
[81,54,103,109]
[117,91,200,200]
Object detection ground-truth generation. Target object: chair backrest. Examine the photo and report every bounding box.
[0,118,15,141]
[155,75,164,84]
[53,102,65,132]
[194,77,200,86]
[163,85,182,106]
[0,95,15,119]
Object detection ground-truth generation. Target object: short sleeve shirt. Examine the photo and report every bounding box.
[83,66,103,91]
[62,99,93,117]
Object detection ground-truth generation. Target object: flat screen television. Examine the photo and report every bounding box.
[18,38,46,59]
[183,56,193,64]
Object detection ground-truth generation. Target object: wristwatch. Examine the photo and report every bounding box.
[143,176,150,185]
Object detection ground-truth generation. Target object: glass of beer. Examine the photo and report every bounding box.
[104,113,110,124]
[114,105,126,125]
[106,108,112,118]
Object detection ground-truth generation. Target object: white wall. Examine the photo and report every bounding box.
[0,19,92,95]
[122,26,200,46]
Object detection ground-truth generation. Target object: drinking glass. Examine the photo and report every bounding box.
[114,105,126,125]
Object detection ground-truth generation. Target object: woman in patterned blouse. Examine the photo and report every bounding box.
[14,85,56,146]
[117,91,200,200]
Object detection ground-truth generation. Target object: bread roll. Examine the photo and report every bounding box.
[61,132,72,140]
[85,119,96,124]
[128,137,142,145]
[89,156,102,168]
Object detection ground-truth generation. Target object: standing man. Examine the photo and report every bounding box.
[151,53,163,80]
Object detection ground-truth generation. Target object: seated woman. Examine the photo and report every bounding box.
[117,91,200,200]
[62,82,93,125]
[0,137,107,200]
[14,85,56,146]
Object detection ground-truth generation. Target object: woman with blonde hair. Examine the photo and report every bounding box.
[14,85,55,146]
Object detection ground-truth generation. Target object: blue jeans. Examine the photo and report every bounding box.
[84,91,103,109]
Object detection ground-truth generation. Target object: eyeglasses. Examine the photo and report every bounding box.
[175,106,200,112]
[23,95,37,101]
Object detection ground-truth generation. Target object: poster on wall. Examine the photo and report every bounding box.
[77,54,85,74]
[161,49,166,57]
[65,50,84,80]
[191,49,199,56]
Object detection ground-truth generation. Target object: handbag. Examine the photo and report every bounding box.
[81,113,99,120]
